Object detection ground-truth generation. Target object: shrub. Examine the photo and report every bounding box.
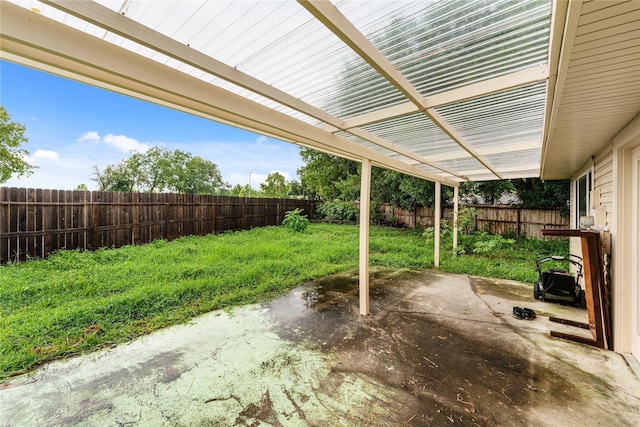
[456,206,480,234]
[315,201,358,222]
[426,208,515,256]
[469,232,515,254]
[282,208,311,232]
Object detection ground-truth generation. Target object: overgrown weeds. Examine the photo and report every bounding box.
[0,223,566,380]
[314,201,358,222]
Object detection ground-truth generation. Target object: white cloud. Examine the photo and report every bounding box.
[76,131,150,153]
[77,131,101,144]
[32,150,60,161]
[103,133,150,153]
[256,136,268,145]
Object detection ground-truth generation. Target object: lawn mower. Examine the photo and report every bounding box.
[533,253,585,307]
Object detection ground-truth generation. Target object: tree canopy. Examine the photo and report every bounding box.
[93,147,227,194]
[260,172,290,198]
[298,148,359,201]
[298,147,439,208]
[0,106,36,183]
[512,178,570,215]
[297,147,569,211]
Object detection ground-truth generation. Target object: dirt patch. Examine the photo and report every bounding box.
[236,389,283,427]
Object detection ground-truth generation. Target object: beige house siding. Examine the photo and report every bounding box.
[569,145,614,265]
[594,146,614,230]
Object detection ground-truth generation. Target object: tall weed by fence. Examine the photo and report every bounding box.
[0,187,314,264]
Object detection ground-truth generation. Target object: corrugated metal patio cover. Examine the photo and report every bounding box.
[1,0,556,185]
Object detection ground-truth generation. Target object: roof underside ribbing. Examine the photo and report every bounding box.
[1,0,558,186]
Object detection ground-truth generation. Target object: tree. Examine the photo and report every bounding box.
[168,151,226,194]
[287,180,307,198]
[92,163,135,192]
[371,168,435,209]
[512,178,570,216]
[75,183,89,191]
[461,179,515,205]
[0,106,36,183]
[92,146,227,194]
[298,148,359,201]
[128,146,173,192]
[228,184,252,197]
[298,148,441,207]
[260,172,290,198]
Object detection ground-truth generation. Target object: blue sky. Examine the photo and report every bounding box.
[0,60,303,191]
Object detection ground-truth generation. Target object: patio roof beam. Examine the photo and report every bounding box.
[299,0,503,180]
[345,128,469,180]
[463,164,541,177]
[425,109,504,179]
[343,64,550,130]
[41,0,345,130]
[405,141,542,163]
[0,2,459,188]
[298,0,425,107]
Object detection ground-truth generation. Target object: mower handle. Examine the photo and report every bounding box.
[535,253,584,279]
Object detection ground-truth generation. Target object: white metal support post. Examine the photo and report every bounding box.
[434,182,441,268]
[453,186,459,251]
[359,159,372,315]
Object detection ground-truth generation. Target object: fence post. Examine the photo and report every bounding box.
[242,202,247,230]
[164,203,169,240]
[212,202,217,233]
[516,208,521,237]
[91,202,99,250]
[474,209,478,232]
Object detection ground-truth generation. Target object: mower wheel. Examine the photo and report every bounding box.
[533,280,541,300]
[578,289,586,308]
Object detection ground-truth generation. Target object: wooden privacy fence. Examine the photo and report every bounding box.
[0,187,314,264]
[377,203,568,238]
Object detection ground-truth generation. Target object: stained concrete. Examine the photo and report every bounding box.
[2,269,639,426]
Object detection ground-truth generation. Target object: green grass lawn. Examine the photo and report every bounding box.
[0,223,567,380]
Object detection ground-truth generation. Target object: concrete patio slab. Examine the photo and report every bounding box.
[2,269,639,426]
